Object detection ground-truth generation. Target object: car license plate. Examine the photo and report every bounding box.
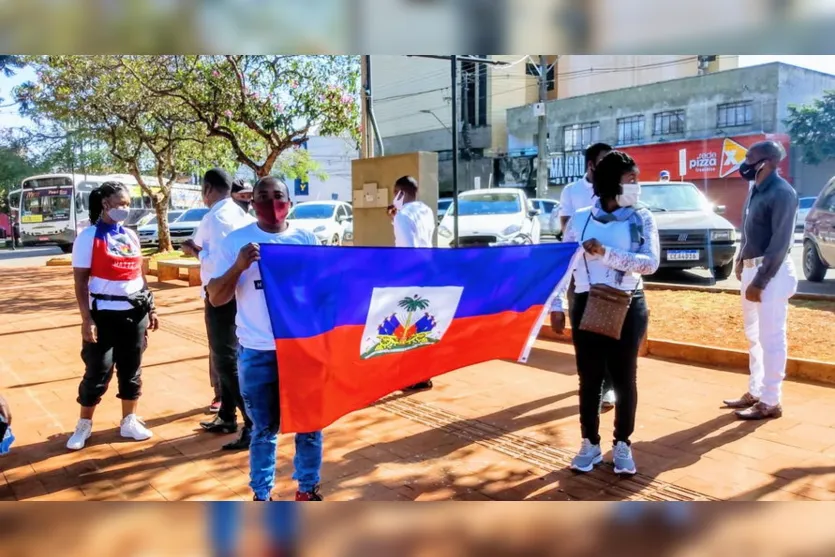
[38,236,50,241]
[667,250,700,261]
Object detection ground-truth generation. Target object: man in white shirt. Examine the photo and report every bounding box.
[390,176,437,392]
[549,143,617,412]
[182,168,256,451]
[207,176,324,502]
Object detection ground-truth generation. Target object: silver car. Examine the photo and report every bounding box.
[530,198,562,239]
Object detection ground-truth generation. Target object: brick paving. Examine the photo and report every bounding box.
[3,267,835,501]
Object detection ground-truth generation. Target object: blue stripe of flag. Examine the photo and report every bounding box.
[259,242,578,340]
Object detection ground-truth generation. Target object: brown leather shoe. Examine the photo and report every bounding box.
[722,392,759,409]
[735,402,782,420]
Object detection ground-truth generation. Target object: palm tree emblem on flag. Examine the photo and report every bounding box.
[359,286,464,360]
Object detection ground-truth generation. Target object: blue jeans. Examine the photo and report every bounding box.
[209,501,297,557]
[238,347,323,501]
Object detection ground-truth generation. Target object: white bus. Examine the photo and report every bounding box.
[17,173,202,252]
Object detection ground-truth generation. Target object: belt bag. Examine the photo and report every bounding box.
[91,289,154,313]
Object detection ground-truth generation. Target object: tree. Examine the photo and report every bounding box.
[785,91,835,165]
[123,55,360,179]
[16,56,232,251]
[0,140,39,213]
[0,56,24,105]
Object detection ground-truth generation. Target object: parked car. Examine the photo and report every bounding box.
[638,181,737,280]
[437,188,541,248]
[796,196,818,231]
[437,197,453,223]
[168,207,210,247]
[530,198,561,239]
[803,178,835,282]
[287,200,353,245]
[136,210,185,247]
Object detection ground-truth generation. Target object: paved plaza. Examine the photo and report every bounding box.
[3,267,835,501]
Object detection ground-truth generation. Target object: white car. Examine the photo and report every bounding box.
[437,188,541,248]
[169,207,210,247]
[136,210,185,247]
[530,198,562,239]
[797,196,817,231]
[287,200,353,245]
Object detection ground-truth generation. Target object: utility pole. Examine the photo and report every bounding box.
[450,55,460,247]
[536,55,549,199]
[360,57,370,158]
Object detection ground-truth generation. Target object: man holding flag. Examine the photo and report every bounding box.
[207,176,325,502]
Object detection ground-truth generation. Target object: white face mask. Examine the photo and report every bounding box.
[392,191,405,210]
[616,182,641,208]
[107,207,130,223]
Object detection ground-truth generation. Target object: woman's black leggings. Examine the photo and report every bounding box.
[77,308,148,407]
[571,292,649,446]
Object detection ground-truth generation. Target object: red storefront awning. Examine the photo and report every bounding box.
[619,133,791,182]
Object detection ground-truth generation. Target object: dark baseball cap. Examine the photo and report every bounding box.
[231,179,253,194]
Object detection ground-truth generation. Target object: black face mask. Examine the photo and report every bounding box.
[234,199,251,213]
[739,159,766,181]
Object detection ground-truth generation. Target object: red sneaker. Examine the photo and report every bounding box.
[209,398,221,414]
[295,486,323,501]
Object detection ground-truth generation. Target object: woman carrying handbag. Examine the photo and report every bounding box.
[566,151,660,476]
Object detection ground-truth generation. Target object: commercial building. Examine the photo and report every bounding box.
[506,62,835,226]
[366,55,737,195]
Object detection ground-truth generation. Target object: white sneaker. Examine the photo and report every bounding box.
[120,414,153,441]
[67,419,93,451]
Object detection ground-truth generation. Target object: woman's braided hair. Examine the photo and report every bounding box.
[88,181,129,223]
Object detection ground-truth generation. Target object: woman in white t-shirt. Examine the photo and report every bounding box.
[66,182,159,451]
[566,151,659,478]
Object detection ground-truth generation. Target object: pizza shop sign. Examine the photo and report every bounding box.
[689,151,718,173]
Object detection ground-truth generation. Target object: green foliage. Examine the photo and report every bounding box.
[123,55,360,178]
[785,91,835,165]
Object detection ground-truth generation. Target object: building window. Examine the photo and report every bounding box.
[717,101,753,128]
[563,122,600,151]
[653,110,686,136]
[525,62,555,91]
[616,115,645,145]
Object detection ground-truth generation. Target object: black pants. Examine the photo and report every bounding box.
[571,291,648,446]
[78,309,148,407]
[205,300,251,429]
[567,278,613,396]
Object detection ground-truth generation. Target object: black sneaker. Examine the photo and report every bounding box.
[222,427,251,451]
[402,380,433,393]
[199,416,238,434]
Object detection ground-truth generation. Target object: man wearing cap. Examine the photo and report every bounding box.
[231,179,254,214]
[659,170,671,182]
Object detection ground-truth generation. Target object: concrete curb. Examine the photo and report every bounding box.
[538,326,835,386]
[644,282,835,303]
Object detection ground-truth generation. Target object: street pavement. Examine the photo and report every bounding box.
[0,246,64,268]
[3,266,835,501]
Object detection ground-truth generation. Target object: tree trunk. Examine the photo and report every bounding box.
[154,198,173,252]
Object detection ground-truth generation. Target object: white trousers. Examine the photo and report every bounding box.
[740,259,798,406]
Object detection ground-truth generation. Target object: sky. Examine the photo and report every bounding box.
[2,55,835,133]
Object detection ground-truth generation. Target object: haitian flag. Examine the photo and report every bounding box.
[259,243,579,433]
